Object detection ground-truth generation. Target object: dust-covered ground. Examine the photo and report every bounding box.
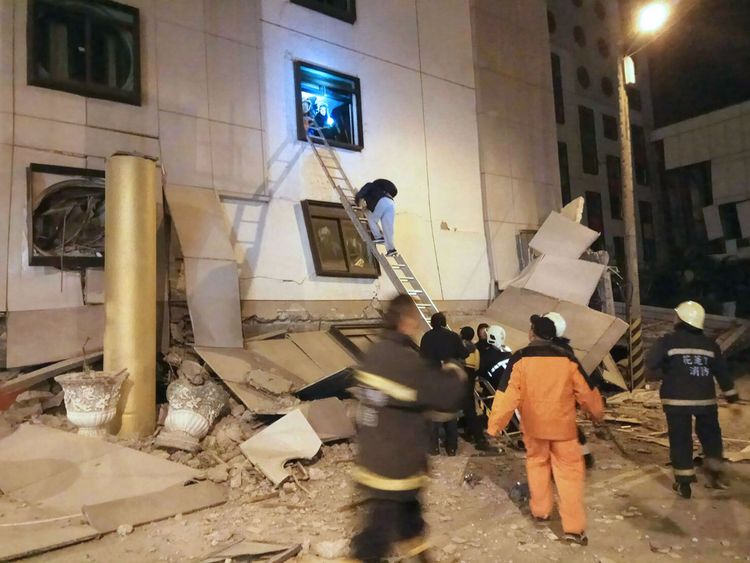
[22,378,750,563]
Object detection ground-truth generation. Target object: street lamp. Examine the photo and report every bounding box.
[618,1,669,390]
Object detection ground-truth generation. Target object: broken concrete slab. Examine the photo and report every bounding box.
[288,331,357,375]
[164,185,235,261]
[184,258,244,348]
[487,287,628,374]
[295,368,354,401]
[298,397,356,442]
[702,205,723,240]
[239,409,322,486]
[517,255,606,306]
[84,268,105,304]
[0,424,198,514]
[245,340,327,385]
[738,200,750,239]
[82,481,226,533]
[560,196,584,224]
[6,306,104,368]
[529,211,600,259]
[0,352,103,398]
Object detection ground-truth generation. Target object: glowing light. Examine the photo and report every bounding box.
[637,2,669,33]
[326,117,334,126]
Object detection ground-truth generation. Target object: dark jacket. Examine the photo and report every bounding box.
[476,345,513,389]
[420,327,468,367]
[646,325,739,412]
[352,331,466,498]
[355,179,397,212]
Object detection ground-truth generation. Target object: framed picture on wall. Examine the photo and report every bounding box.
[302,200,379,278]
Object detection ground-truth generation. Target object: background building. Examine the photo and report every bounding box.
[0,0,566,351]
[546,0,664,279]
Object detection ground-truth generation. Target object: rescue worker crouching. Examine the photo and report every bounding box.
[646,300,741,499]
[350,294,467,562]
[487,315,604,546]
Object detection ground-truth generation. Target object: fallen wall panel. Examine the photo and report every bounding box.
[529,211,599,258]
[6,306,105,368]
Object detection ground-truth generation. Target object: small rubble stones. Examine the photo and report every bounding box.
[116,524,134,537]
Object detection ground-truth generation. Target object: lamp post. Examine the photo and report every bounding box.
[619,1,669,390]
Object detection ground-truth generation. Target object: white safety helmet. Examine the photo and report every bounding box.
[543,312,567,338]
[486,325,507,351]
[675,301,705,330]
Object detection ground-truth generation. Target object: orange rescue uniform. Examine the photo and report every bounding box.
[487,341,604,534]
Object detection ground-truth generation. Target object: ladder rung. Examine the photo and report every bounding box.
[407,290,424,295]
[398,277,415,281]
[416,304,432,308]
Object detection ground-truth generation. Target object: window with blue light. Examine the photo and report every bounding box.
[294,61,363,151]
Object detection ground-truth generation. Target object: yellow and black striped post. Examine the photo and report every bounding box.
[628,315,646,390]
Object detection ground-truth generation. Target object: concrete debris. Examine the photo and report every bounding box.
[312,539,349,559]
[116,524,134,537]
[206,466,229,483]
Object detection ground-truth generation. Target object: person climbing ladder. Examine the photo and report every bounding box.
[355,179,398,257]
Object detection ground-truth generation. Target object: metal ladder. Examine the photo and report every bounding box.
[304,121,439,329]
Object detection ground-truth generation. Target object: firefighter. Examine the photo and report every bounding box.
[350,294,467,562]
[544,312,594,469]
[476,325,512,388]
[646,300,741,498]
[487,315,604,546]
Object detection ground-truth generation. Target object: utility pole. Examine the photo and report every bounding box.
[617,55,645,390]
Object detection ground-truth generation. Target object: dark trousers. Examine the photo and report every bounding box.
[462,375,486,444]
[351,497,425,561]
[431,420,458,453]
[665,407,724,484]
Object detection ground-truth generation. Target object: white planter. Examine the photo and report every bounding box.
[55,370,128,437]
[156,378,228,451]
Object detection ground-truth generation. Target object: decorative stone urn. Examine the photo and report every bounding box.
[55,370,128,437]
[156,377,228,451]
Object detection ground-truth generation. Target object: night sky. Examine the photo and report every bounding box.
[645,0,750,128]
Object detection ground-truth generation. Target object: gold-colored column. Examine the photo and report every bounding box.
[105,154,157,437]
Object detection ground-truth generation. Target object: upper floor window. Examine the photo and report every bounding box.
[627,86,643,111]
[573,25,586,47]
[606,155,622,219]
[558,142,571,205]
[578,106,599,175]
[291,0,356,24]
[551,53,565,124]
[295,61,363,151]
[547,10,557,33]
[631,125,649,185]
[602,114,618,140]
[27,0,141,105]
[577,66,591,89]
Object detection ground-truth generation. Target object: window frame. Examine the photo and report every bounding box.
[27,0,142,106]
[301,199,380,279]
[291,0,356,24]
[606,155,623,219]
[27,163,106,269]
[578,106,599,175]
[558,142,571,204]
[551,53,565,124]
[602,114,618,140]
[294,60,364,152]
[585,190,605,251]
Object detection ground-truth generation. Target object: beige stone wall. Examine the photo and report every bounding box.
[471,0,562,287]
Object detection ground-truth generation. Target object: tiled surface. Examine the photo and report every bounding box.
[155,0,204,31]
[416,0,474,88]
[206,36,262,130]
[158,111,213,189]
[204,0,259,46]
[156,20,209,118]
[209,121,264,195]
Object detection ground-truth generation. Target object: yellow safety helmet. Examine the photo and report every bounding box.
[675,301,705,330]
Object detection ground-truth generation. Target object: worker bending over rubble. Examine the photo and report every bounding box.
[646,300,741,498]
[487,315,604,546]
[349,294,467,562]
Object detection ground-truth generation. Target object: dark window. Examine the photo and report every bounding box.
[28,163,105,269]
[27,0,141,105]
[295,61,363,151]
[613,236,625,274]
[573,25,586,47]
[572,0,583,7]
[594,0,607,20]
[627,86,642,111]
[601,76,614,97]
[578,106,599,175]
[302,200,379,278]
[631,124,649,185]
[662,160,712,250]
[602,114,618,140]
[551,53,565,124]
[558,142,571,205]
[548,11,556,33]
[639,201,656,262]
[577,66,590,89]
[597,37,610,58]
[606,155,622,219]
[719,202,742,240]
[291,0,356,23]
[585,191,605,250]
